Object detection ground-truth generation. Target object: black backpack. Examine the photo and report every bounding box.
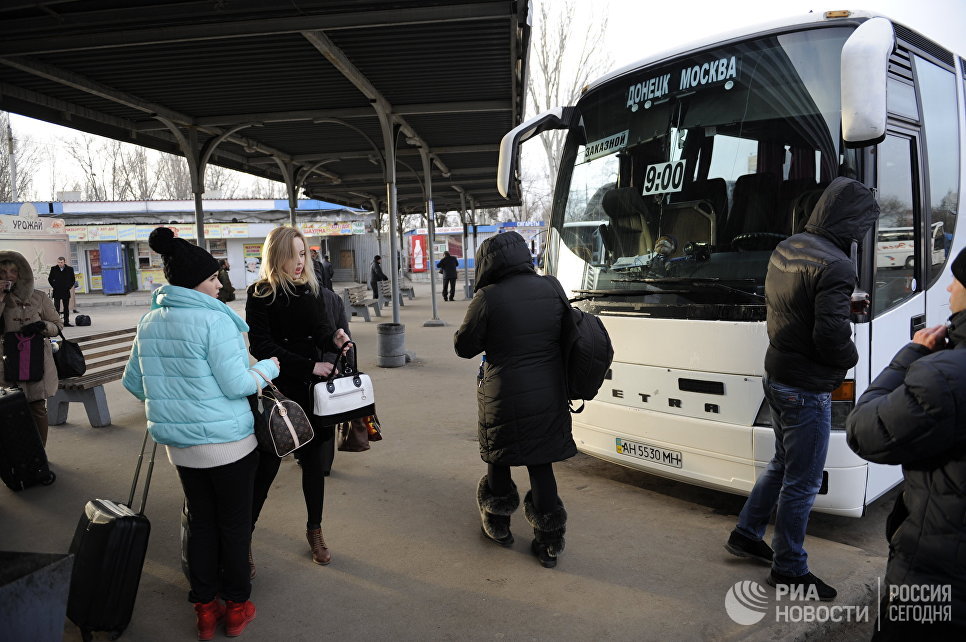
[546,276,614,412]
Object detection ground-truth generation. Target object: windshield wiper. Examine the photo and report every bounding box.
[570,287,679,302]
[597,277,765,302]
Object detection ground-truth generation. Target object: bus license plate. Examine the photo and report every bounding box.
[616,438,683,468]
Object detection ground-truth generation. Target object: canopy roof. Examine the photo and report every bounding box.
[0,1,530,213]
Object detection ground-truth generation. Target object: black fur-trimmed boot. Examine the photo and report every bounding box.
[476,476,520,547]
[524,491,567,568]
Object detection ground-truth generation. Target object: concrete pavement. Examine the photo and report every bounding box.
[1,283,893,641]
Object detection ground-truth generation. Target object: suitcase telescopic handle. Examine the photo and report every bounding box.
[127,429,159,515]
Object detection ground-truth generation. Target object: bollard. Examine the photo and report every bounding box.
[376,323,407,368]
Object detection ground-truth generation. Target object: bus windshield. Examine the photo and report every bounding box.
[551,27,855,317]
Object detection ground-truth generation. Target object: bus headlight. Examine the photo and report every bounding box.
[830,380,855,431]
[753,379,855,430]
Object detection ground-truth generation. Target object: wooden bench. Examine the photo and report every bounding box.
[398,276,416,300]
[49,327,137,428]
[378,279,406,307]
[342,285,381,322]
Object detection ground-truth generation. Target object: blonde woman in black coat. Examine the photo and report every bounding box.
[454,231,575,568]
[246,226,349,570]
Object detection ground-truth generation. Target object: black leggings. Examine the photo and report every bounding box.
[487,462,559,514]
[177,450,258,603]
[252,424,334,531]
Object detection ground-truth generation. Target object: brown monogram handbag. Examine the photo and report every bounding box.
[252,370,314,457]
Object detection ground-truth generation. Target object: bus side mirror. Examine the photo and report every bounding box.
[497,106,578,199]
[841,17,895,147]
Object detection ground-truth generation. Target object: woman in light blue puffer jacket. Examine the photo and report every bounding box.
[122,227,278,640]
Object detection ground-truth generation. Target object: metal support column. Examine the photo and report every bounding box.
[456,188,472,299]
[416,146,443,326]
[156,118,258,247]
[5,116,17,201]
[272,158,299,226]
[374,108,402,325]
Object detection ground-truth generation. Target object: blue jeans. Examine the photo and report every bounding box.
[736,377,831,576]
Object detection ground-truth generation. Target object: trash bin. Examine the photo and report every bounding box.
[376,323,406,368]
[0,551,73,642]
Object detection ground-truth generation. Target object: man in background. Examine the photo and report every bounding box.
[217,259,236,302]
[321,254,335,291]
[47,256,75,326]
[436,250,459,301]
[310,247,332,290]
[369,255,388,296]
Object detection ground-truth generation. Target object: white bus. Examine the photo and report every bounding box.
[498,10,963,516]
[876,222,945,269]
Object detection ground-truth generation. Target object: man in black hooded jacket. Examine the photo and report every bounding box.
[725,177,879,601]
[846,248,966,637]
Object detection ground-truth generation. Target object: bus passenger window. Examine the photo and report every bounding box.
[873,135,917,316]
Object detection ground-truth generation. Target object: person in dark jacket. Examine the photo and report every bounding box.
[369,255,388,296]
[725,177,879,600]
[322,254,335,290]
[454,231,575,569]
[436,250,459,301]
[846,248,966,638]
[310,247,333,291]
[246,226,349,571]
[217,259,236,303]
[47,256,75,326]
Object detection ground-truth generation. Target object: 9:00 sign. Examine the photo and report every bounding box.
[641,160,686,196]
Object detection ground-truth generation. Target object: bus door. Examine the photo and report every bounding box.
[866,129,926,505]
[870,130,925,379]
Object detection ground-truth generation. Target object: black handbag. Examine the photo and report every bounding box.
[251,370,314,457]
[2,331,44,382]
[53,331,86,378]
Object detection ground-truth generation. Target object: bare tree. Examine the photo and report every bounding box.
[526,1,612,205]
[63,134,106,200]
[1,112,41,201]
[158,154,193,199]
[205,164,240,198]
[116,145,161,200]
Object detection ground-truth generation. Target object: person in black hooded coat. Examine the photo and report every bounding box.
[726,177,879,600]
[846,247,966,638]
[454,231,575,568]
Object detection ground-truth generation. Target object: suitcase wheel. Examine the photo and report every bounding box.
[40,471,56,486]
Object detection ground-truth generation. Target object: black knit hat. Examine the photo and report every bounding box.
[953,247,966,285]
[148,227,220,289]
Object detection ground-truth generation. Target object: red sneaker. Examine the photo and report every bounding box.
[194,600,225,641]
[224,600,256,637]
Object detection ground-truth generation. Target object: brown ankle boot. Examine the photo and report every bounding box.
[306,528,331,565]
[248,544,256,579]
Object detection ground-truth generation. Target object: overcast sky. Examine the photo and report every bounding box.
[7,0,966,200]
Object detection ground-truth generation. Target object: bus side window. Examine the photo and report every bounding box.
[873,135,918,316]
[913,55,960,286]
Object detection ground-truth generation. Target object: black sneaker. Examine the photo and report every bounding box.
[725,529,774,565]
[766,570,837,601]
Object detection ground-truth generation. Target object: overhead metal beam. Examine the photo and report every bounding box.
[181,101,510,129]
[302,30,452,178]
[0,3,509,56]
[247,144,499,165]
[0,54,307,174]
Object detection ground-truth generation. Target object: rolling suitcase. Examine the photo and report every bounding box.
[67,430,157,642]
[0,387,56,491]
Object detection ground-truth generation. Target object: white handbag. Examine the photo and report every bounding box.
[312,341,376,424]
